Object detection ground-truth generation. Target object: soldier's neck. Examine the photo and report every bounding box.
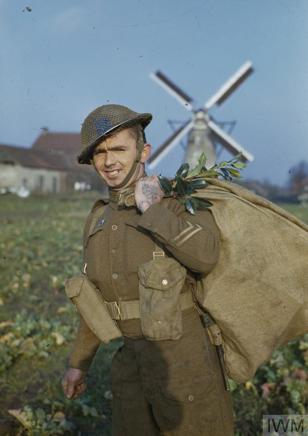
[109,164,146,207]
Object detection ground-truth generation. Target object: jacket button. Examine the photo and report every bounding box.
[162,279,168,286]
[188,395,194,402]
[111,225,118,230]
[112,273,119,280]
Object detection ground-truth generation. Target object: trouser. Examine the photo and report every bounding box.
[111,308,234,436]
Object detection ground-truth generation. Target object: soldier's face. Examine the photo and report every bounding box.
[92,128,150,187]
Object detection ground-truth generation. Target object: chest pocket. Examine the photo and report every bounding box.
[138,250,187,341]
[84,205,111,249]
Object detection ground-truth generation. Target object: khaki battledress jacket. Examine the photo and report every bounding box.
[69,193,220,369]
[69,191,234,436]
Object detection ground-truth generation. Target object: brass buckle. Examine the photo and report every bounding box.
[152,251,165,260]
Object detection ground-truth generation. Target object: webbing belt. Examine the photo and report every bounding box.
[105,292,195,321]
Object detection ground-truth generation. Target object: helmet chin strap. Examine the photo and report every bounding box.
[110,149,144,191]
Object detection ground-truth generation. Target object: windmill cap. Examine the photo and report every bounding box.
[78,104,153,164]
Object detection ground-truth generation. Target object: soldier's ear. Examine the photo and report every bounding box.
[140,143,151,163]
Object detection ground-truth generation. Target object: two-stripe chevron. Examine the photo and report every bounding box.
[171,221,202,247]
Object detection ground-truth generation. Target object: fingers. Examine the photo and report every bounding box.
[62,368,86,399]
[71,382,87,400]
[61,378,73,399]
[67,383,75,400]
[62,379,87,400]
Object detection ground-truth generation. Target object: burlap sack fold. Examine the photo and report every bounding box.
[192,178,308,383]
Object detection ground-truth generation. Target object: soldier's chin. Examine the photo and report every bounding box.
[103,171,126,187]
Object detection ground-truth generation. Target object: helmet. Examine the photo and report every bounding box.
[78,104,152,164]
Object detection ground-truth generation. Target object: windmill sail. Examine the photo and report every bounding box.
[208,120,254,162]
[204,61,254,110]
[150,71,194,111]
[147,120,193,169]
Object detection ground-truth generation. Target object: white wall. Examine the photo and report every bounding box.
[0,163,63,193]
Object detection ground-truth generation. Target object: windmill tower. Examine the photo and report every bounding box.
[148,61,254,170]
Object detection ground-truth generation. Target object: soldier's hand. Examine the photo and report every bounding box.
[135,176,164,213]
[62,368,87,400]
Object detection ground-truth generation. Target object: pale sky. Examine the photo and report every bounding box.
[0,0,307,185]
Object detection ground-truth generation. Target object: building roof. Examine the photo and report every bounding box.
[0,143,72,171]
[32,132,81,154]
[0,133,103,191]
[0,131,100,177]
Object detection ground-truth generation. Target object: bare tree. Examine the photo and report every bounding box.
[288,160,308,195]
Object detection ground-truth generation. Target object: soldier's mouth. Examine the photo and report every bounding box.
[104,169,121,178]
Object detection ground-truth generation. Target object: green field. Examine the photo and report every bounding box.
[0,194,307,435]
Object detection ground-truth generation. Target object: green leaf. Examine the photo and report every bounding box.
[220,168,232,180]
[199,152,208,165]
[189,179,208,190]
[217,161,229,168]
[183,196,213,211]
[185,198,196,215]
[158,176,173,195]
[228,168,241,177]
[187,153,207,177]
[200,169,218,178]
[232,161,246,169]
[186,184,194,195]
[194,198,213,209]
[174,177,189,196]
[176,163,190,178]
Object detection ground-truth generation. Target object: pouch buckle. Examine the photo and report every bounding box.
[153,251,165,260]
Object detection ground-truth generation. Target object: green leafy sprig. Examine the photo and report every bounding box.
[158,153,246,215]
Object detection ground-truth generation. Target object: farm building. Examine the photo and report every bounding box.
[0,131,104,194]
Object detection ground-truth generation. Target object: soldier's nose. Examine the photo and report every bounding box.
[105,151,116,166]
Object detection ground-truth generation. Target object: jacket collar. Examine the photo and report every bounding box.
[107,172,149,209]
[109,186,136,208]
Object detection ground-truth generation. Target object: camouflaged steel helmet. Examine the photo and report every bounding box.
[78,104,152,164]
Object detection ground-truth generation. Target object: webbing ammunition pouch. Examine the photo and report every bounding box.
[138,246,187,341]
[65,275,122,344]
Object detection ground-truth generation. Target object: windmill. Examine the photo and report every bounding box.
[148,61,254,170]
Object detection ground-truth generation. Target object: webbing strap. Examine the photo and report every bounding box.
[105,291,195,321]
